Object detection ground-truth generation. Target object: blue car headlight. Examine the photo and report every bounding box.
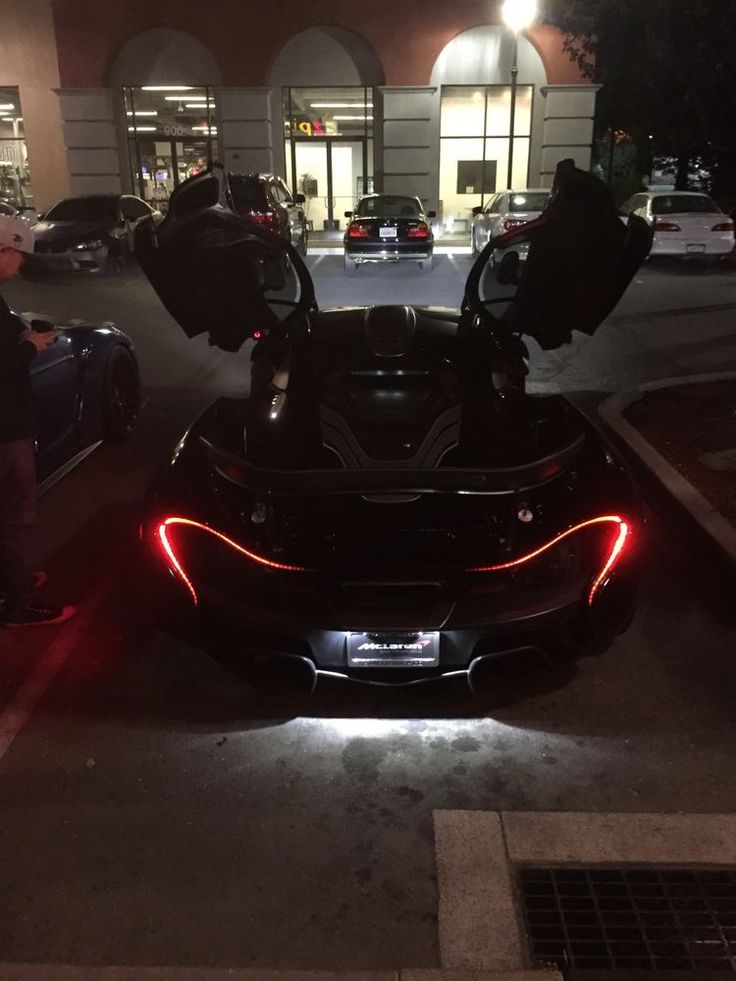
[73,239,104,251]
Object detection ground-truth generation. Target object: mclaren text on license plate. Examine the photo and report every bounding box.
[379,227,397,238]
[347,631,440,667]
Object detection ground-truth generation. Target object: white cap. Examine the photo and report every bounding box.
[0,214,34,254]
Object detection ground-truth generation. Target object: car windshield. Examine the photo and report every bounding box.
[508,192,550,212]
[652,194,720,215]
[45,197,119,222]
[229,178,266,209]
[355,196,421,218]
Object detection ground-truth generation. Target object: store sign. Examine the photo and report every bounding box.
[292,119,326,137]
[162,123,190,137]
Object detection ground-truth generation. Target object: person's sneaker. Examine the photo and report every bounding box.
[2,604,76,628]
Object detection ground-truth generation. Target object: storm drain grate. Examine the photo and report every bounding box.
[519,867,736,971]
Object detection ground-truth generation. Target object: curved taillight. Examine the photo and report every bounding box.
[347,222,370,238]
[407,222,430,239]
[156,516,309,606]
[466,515,631,606]
[712,221,734,232]
[654,220,681,232]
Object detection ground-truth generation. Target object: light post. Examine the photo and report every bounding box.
[502,0,537,189]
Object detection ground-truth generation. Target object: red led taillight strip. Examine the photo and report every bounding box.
[156,516,310,607]
[465,515,631,606]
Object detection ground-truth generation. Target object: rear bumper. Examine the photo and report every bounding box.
[650,237,734,257]
[150,562,637,689]
[344,243,433,262]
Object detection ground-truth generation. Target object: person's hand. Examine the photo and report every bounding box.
[19,328,59,353]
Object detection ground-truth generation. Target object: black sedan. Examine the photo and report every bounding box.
[26,193,161,276]
[343,194,435,271]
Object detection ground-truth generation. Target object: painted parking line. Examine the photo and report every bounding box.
[435,809,736,971]
[0,570,115,764]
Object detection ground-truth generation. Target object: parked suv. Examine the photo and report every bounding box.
[228,173,308,254]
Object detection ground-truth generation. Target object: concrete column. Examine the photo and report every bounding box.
[379,87,439,212]
[58,88,122,195]
[539,83,600,185]
[219,89,273,176]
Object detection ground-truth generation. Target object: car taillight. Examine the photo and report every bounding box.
[466,515,632,606]
[156,516,309,606]
[347,222,370,238]
[712,220,734,232]
[407,222,430,239]
[245,208,280,233]
[503,218,525,231]
[654,220,681,232]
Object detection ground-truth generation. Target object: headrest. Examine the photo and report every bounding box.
[363,305,417,358]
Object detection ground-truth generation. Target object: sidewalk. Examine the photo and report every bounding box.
[598,372,736,569]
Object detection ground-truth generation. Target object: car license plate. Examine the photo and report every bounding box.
[379,226,397,238]
[347,631,440,668]
[686,244,706,253]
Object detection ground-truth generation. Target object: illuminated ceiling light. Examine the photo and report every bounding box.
[141,85,194,91]
[0,103,16,110]
[128,125,156,132]
[502,0,537,32]
[126,110,158,116]
[192,125,217,132]
[333,115,374,120]
[309,102,374,109]
[184,102,216,109]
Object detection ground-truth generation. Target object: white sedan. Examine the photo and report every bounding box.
[619,190,734,262]
[470,188,550,263]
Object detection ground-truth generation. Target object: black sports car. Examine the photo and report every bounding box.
[343,193,435,272]
[135,161,651,693]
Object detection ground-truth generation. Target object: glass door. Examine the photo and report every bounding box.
[291,139,368,232]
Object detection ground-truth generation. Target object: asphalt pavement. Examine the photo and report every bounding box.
[0,256,735,975]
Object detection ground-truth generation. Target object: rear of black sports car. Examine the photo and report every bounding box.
[142,394,640,691]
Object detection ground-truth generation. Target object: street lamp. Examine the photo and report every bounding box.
[502,0,537,189]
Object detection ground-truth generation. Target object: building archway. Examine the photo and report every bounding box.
[109,29,222,208]
[269,27,384,230]
[430,25,548,230]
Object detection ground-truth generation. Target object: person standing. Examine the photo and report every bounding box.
[0,214,76,626]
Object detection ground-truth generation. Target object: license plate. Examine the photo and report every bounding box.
[379,227,397,238]
[686,244,706,253]
[347,631,440,668]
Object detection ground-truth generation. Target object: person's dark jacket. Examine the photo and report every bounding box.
[0,293,37,441]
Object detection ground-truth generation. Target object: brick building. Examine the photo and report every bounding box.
[1,0,596,233]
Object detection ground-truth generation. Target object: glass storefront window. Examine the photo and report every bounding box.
[439,84,534,232]
[123,86,218,212]
[282,87,373,232]
[0,86,33,211]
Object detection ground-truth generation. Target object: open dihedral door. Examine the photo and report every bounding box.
[464,160,653,351]
[135,164,316,353]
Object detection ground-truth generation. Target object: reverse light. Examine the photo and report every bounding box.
[654,220,681,232]
[347,222,370,238]
[156,516,309,606]
[712,220,734,232]
[466,515,631,606]
[407,222,430,239]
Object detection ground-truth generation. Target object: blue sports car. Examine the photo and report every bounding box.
[17,310,141,488]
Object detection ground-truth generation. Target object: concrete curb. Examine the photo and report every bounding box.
[598,371,736,567]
